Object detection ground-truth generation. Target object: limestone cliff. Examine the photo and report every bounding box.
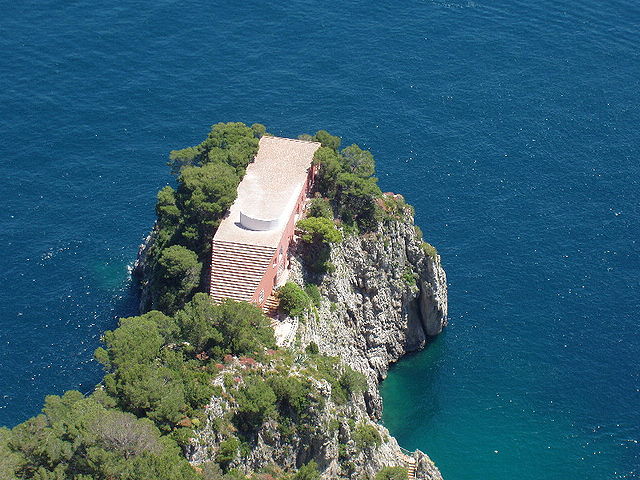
[291,214,448,419]
[188,213,448,479]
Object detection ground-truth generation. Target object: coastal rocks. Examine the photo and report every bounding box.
[188,356,424,479]
[132,225,157,313]
[291,215,448,418]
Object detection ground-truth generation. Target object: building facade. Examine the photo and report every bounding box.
[209,136,320,310]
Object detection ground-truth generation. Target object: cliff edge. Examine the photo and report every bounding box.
[293,212,448,418]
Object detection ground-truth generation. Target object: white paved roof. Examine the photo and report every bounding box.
[213,136,321,247]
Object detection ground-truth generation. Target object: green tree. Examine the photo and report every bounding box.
[307,197,334,219]
[251,123,266,138]
[234,377,276,431]
[341,144,375,178]
[176,294,274,358]
[95,312,167,371]
[168,146,202,173]
[293,460,321,480]
[375,466,409,480]
[353,423,382,450]
[0,428,23,479]
[314,130,341,151]
[313,147,343,198]
[7,392,198,480]
[175,293,223,353]
[335,173,381,231]
[154,245,202,313]
[277,282,311,317]
[212,299,275,356]
[156,186,181,229]
[268,375,312,416]
[168,122,260,174]
[296,217,342,244]
[175,162,239,252]
[215,436,240,469]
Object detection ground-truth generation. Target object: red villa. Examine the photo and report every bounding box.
[209,135,321,311]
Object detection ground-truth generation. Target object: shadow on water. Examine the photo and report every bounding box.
[380,331,448,442]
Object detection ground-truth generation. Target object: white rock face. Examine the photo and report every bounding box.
[288,215,447,478]
[292,216,448,409]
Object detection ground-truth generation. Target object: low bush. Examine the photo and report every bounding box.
[375,466,409,480]
[353,423,382,450]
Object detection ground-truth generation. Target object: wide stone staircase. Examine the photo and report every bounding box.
[209,240,276,303]
[262,293,280,317]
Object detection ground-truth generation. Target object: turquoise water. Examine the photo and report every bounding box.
[1,1,638,478]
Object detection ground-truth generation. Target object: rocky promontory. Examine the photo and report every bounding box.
[189,210,448,479]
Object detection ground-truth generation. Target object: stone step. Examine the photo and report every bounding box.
[210,240,276,304]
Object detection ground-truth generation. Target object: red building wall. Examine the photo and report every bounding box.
[251,166,315,307]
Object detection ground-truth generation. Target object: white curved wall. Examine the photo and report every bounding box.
[240,211,281,231]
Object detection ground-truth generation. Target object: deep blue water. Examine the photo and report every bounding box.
[1,1,638,478]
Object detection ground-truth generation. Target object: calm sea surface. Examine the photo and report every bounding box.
[1,1,638,478]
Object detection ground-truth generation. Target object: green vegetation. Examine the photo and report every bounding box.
[375,466,409,480]
[277,282,311,317]
[421,241,438,259]
[5,391,198,480]
[305,342,319,355]
[306,197,333,219]
[154,245,203,313]
[296,217,342,244]
[309,357,368,405]
[307,131,382,232]
[143,122,264,314]
[234,376,277,431]
[304,284,322,308]
[215,437,239,469]
[353,423,382,450]
[402,266,417,287]
[292,461,321,480]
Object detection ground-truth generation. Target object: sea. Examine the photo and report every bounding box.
[0,1,638,478]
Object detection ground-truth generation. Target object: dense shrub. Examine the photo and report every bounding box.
[375,466,409,480]
[277,282,311,317]
[339,367,368,396]
[353,423,382,450]
[305,342,320,355]
[154,245,202,313]
[268,375,312,416]
[304,284,322,307]
[233,377,277,431]
[310,132,382,232]
[215,436,240,469]
[307,197,334,219]
[296,217,342,244]
[293,460,321,480]
[313,130,341,150]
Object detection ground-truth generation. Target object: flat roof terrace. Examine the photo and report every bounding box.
[213,136,321,248]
